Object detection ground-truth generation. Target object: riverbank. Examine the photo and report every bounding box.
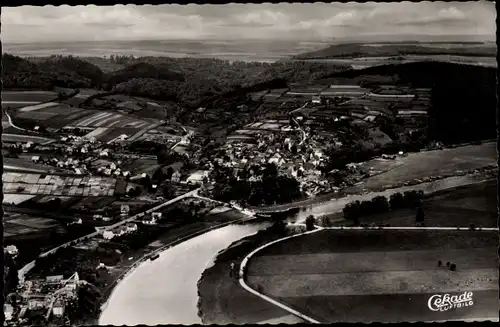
[251,142,496,213]
[74,210,251,325]
[98,220,271,325]
[196,172,497,324]
[197,223,307,325]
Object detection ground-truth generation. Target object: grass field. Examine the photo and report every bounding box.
[2,133,55,144]
[246,229,498,322]
[2,91,57,102]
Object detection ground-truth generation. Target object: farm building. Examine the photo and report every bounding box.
[186,170,209,184]
[5,245,19,256]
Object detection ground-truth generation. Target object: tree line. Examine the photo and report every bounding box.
[343,190,425,224]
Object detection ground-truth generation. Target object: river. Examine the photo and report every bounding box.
[98,223,270,325]
[98,173,491,325]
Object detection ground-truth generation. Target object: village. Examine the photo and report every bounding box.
[2,74,439,326]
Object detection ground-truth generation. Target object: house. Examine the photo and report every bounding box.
[69,218,82,225]
[93,214,103,220]
[171,171,182,183]
[186,170,208,185]
[46,275,64,283]
[121,205,130,215]
[102,230,114,240]
[126,223,138,233]
[152,212,162,220]
[28,299,45,310]
[311,96,322,104]
[32,156,40,163]
[5,245,18,256]
[52,300,65,317]
[4,304,13,321]
[102,216,112,222]
[142,215,157,225]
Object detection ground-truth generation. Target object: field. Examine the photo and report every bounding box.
[4,157,54,173]
[247,229,498,323]
[3,194,37,205]
[13,103,100,129]
[3,172,118,197]
[7,94,161,141]
[2,90,57,103]
[357,142,497,191]
[2,133,55,144]
[4,212,60,239]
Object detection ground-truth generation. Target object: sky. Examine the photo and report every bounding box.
[2,2,496,43]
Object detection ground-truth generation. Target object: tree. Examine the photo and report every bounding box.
[152,167,165,182]
[437,260,442,267]
[449,263,457,271]
[165,167,175,180]
[305,215,316,231]
[415,207,425,223]
[271,219,287,235]
[389,192,405,209]
[371,196,390,214]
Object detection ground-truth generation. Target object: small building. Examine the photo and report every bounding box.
[186,170,208,185]
[32,156,40,163]
[69,218,82,225]
[4,304,13,321]
[171,171,182,183]
[142,215,157,225]
[52,299,65,317]
[46,275,64,283]
[102,230,115,240]
[121,205,130,215]
[152,212,162,220]
[311,96,322,104]
[5,245,18,256]
[113,226,128,237]
[28,299,45,310]
[126,223,138,233]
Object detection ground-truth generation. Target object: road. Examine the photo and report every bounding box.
[3,110,27,132]
[239,223,498,324]
[19,188,200,282]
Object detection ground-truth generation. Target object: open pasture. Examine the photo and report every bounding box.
[2,133,55,144]
[2,101,42,110]
[2,90,57,103]
[247,229,498,323]
[3,194,37,205]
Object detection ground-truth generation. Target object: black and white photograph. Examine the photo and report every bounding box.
[2,1,498,326]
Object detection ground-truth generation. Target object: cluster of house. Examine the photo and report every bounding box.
[102,223,138,240]
[7,273,80,325]
[94,159,131,178]
[209,129,337,197]
[32,155,89,175]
